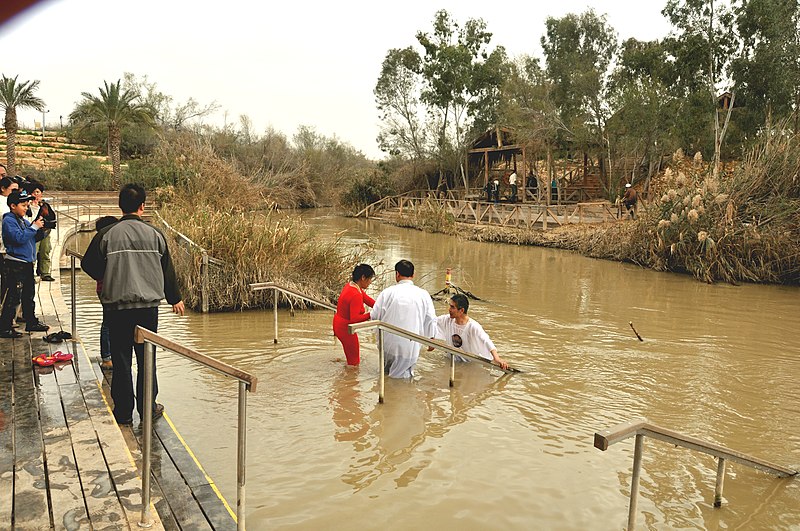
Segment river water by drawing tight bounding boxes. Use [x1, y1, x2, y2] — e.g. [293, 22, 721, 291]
[66, 212, 800, 530]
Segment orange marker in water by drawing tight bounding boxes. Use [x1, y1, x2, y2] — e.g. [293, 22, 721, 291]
[445, 268, 452, 287]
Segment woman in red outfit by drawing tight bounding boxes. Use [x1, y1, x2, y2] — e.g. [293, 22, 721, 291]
[333, 264, 375, 365]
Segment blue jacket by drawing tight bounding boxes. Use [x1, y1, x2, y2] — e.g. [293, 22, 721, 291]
[2, 211, 38, 263]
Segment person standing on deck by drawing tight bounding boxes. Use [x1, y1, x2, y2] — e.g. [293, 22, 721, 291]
[431, 293, 508, 370]
[0, 176, 20, 298]
[370, 260, 436, 378]
[622, 183, 638, 220]
[508, 171, 518, 203]
[82, 184, 184, 426]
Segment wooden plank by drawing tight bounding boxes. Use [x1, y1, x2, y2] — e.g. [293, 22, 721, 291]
[0, 341, 15, 527]
[154, 421, 236, 529]
[38, 368, 91, 530]
[12, 340, 52, 530]
[130, 426, 213, 531]
[56, 381, 131, 530]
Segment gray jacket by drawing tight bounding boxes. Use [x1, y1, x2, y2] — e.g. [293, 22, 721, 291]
[82, 214, 182, 310]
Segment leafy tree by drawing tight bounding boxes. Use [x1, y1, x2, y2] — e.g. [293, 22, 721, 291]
[70, 80, 157, 185]
[415, 10, 508, 188]
[731, 0, 800, 134]
[375, 47, 426, 161]
[662, 0, 736, 175]
[0, 75, 45, 175]
[541, 10, 618, 184]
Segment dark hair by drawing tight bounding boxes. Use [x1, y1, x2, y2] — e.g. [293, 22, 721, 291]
[0, 176, 13, 191]
[450, 293, 469, 313]
[395, 259, 414, 277]
[119, 183, 146, 213]
[95, 215, 118, 231]
[351, 263, 375, 282]
[24, 180, 43, 195]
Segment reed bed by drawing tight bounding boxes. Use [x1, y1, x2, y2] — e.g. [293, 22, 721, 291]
[152, 138, 365, 311]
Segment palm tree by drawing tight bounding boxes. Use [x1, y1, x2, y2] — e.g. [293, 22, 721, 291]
[70, 80, 155, 186]
[0, 75, 46, 175]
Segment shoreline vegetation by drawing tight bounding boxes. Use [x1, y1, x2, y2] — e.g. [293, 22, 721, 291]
[390, 130, 800, 286]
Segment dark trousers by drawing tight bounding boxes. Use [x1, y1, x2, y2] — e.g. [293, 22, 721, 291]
[0, 260, 35, 330]
[107, 306, 159, 423]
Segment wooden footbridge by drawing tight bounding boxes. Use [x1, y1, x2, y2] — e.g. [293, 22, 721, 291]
[1, 197, 241, 530]
[356, 191, 622, 229]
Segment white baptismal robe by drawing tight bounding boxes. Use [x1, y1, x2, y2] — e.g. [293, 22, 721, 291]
[371, 280, 437, 378]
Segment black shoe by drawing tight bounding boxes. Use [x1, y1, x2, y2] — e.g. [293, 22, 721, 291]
[40, 275, 55, 282]
[25, 321, 50, 332]
[0, 329, 23, 339]
[116, 418, 133, 426]
[16, 316, 26, 324]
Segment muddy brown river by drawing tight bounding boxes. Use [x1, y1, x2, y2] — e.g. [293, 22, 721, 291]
[66, 212, 800, 530]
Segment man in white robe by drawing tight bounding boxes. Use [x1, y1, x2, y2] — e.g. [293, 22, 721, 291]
[370, 260, 437, 378]
[433, 293, 508, 369]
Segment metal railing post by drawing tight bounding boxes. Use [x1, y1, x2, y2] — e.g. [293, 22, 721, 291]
[714, 458, 726, 508]
[237, 381, 247, 531]
[627, 433, 644, 531]
[139, 340, 155, 528]
[273, 289, 279, 344]
[449, 354, 455, 387]
[70, 255, 77, 338]
[377, 329, 385, 404]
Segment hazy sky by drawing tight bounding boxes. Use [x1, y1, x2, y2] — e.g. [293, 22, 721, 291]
[0, 0, 673, 159]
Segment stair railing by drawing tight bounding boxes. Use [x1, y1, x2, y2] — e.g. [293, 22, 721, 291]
[594, 419, 797, 531]
[249, 282, 336, 343]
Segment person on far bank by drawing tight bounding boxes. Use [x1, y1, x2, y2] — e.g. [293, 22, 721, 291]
[333, 263, 376, 366]
[622, 183, 638, 220]
[370, 259, 437, 378]
[508, 171, 518, 203]
[430, 293, 508, 370]
[83, 184, 185, 426]
[0, 190, 50, 338]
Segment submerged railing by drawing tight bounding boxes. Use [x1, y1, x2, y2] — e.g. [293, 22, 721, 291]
[135, 327, 257, 530]
[594, 419, 798, 531]
[349, 319, 518, 403]
[249, 282, 337, 343]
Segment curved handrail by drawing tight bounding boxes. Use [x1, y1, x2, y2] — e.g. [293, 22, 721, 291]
[595, 418, 797, 530]
[250, 282, 336, 312]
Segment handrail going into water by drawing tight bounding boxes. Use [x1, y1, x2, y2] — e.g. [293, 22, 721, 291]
[594, 418, 797, 531]
[134, 326, 257, 530]
[349, 319, 518, 403]
[250, 282, 337, 344]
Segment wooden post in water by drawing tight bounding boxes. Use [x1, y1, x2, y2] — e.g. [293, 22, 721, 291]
[273, 289, 279, 344]
[449, 354, 455, 387]
[714, 458, 726, 507]
[627, 433, 645, 531]
[201, 251, 209, 313]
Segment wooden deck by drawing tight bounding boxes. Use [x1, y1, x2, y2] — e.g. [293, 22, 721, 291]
[0, 201, 236, 530]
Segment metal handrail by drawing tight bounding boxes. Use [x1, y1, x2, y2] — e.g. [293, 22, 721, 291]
[134, 326, 257, 530]
[349, 319, 519, 403]
[594, 418, 798, 530]
[250, 282, 337, 344]
[65, 248, 83, 338]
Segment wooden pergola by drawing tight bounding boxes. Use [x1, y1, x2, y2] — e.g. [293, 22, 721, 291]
[466, 126, 538, 203]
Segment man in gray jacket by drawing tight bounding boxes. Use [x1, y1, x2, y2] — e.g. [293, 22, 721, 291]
[83, 184, 185, 426]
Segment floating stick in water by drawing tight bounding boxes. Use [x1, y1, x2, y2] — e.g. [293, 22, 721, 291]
[629, 321, 643, 342]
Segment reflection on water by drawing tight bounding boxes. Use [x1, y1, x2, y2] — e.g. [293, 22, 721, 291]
[65, 213, 800, 530]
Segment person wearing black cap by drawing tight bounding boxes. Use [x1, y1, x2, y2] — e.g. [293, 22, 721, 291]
[0, 189, 50, 338]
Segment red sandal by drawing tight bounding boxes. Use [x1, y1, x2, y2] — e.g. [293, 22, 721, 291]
[32, 354, 55, 367]
[52, 351, 74, 362]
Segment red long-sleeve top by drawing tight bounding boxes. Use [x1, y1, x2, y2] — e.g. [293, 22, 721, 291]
[335, 283, 375, 324]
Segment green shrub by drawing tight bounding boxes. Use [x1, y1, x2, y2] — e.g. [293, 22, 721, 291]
[340, 171, 396, 212]
[19, 156, 112, 190]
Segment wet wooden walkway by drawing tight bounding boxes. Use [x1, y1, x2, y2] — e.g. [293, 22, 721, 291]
[1, 198, 236, 530]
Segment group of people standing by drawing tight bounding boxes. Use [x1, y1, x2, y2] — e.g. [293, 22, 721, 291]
[0, 165, 56, 338]
[333, 259, 508, 378]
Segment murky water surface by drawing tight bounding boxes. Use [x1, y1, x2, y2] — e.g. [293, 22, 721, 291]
[67, 213, 800, 530]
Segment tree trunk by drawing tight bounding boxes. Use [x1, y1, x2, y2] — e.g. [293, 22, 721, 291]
[109, 124, 121, 188]
[4, 108, 17, 175]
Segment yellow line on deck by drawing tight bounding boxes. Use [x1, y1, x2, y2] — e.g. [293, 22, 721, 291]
[163, 414, 238, 521]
